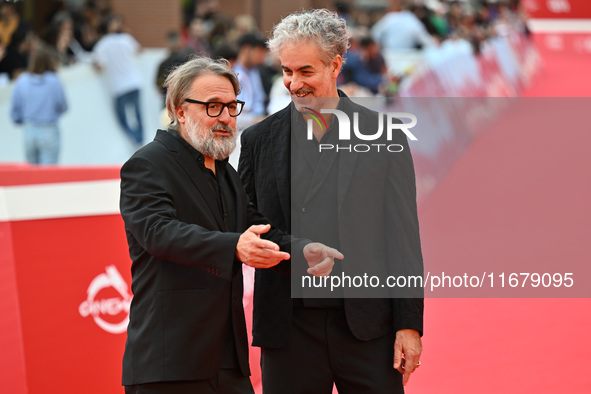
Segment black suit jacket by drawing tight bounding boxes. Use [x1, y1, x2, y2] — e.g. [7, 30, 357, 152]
[239, 95, 424, 348]
[120, 129, 291, 385]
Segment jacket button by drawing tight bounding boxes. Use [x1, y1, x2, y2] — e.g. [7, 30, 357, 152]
[302, 207, 306, 213]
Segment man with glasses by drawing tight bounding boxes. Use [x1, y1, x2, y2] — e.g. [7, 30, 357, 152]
[120, 56, 342, 394]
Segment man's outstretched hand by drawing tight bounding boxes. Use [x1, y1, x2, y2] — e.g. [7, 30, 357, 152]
[236, 224, 290, 268]
[303, 242, 344, 277]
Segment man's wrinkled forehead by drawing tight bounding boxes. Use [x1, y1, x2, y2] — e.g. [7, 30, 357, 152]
[278, 41, 327, 68]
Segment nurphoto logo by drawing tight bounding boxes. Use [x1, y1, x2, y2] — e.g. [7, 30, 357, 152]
[304, 108, 418, 152]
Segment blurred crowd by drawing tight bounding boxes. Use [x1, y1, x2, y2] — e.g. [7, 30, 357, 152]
[164, 0, 533, 117]
[1, 0, 532, 92]
[2, 0, 532, 165]
[0, 0, 112, 82]
[339, 0, 531, 96]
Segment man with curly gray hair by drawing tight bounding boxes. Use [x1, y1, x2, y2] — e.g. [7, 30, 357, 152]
[267, 8, 350, 69]
[239, 8, 424, 394]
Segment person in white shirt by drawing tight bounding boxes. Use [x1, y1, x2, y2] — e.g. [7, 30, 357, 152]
[371, 0, 436, 52]
[93, 14, 143, 144]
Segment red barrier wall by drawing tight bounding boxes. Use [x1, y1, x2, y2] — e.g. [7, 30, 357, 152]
[0, 220, 28, 393]
[0, 164, 262, 393]
[0, 165, 130, 393]
[523, 0, 591, 18]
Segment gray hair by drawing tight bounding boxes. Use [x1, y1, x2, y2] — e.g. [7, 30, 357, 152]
[164, 56, 241, 131]
[268, 8, 351, 66]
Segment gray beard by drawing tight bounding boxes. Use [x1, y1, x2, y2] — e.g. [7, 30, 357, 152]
[186, 116, 237, 160]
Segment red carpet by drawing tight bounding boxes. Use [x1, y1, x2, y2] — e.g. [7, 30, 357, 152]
[408, 34, 591, 393]
[522, 51, 591, 97]
[523, 33, 591, 97]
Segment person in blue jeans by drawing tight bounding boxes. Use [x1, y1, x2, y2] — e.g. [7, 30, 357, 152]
[9, 43, 68, 165]
[114, 88, 143, 144]
[93, 14, 143, 144]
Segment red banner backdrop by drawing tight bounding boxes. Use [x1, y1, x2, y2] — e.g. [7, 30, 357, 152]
[534, 31, 591, 54]
[1, 165, 129, 393]
[522, 0, 591, 19]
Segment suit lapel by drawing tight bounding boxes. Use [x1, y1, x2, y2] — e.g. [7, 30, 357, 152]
[271, 106, 292, 226]
[270, 98, 359, 217]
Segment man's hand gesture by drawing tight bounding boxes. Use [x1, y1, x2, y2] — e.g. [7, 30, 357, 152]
[236, 224, 290, 268]
[303, 242, 344, 277]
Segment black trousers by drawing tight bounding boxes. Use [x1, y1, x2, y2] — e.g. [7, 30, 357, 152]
[124, 369, 254, 394]
[261, 307, 403, 394]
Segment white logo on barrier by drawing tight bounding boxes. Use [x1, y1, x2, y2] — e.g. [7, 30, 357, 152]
[545, 35, 564, 51]
[523, 0, 539, 12]
[547, 0, 571, 13]
[79, 265, 132, 334]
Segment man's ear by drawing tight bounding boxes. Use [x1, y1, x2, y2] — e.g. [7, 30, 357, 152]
[176, 104, 186, 125]
[331, 55, 343, 78]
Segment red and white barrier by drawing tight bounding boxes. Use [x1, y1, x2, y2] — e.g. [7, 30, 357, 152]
[0, 164, 264, 393]
[0, 165, 130, 393]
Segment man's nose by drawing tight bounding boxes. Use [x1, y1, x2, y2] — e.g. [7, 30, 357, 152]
[287, 75, 303, 94]
[217, 106, 232, 123]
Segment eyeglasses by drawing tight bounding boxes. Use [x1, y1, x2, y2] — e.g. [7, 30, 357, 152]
[184, 99, 245, 117]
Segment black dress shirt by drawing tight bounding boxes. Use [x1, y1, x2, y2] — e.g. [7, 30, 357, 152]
[169, 129, 239, 368]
